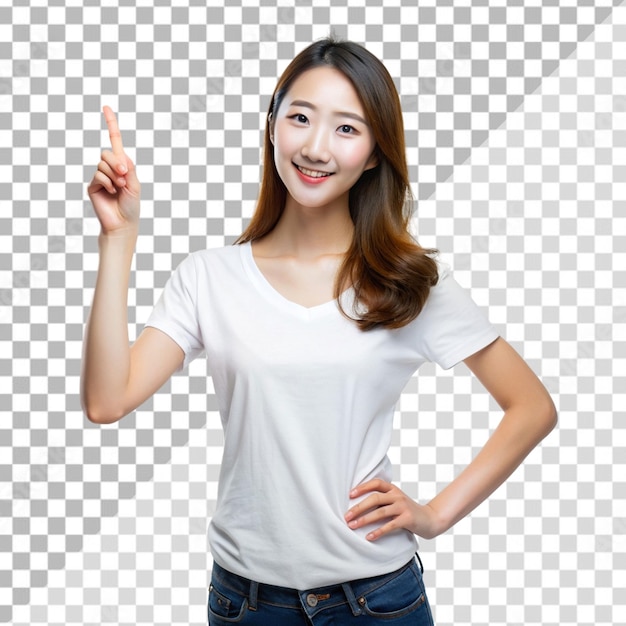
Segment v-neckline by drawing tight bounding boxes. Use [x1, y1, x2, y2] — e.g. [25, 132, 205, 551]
[240, 241, 351, 320]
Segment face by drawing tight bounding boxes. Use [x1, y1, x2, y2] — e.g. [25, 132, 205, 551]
[270, 66, 378, 212]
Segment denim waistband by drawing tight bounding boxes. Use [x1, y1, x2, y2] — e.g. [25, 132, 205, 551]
[211, 556, 419, 613]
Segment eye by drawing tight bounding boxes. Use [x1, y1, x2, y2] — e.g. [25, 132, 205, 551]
[339, 124, 356, 134]
[290, 113, 308, 124]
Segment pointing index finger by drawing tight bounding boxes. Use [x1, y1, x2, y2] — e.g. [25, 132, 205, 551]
[103, 105, 125, 156]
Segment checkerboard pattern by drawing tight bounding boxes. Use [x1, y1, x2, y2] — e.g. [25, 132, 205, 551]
[1, 1, 624, 624]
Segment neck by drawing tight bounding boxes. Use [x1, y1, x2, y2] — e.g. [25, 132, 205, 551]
[265, 195, 354, 258]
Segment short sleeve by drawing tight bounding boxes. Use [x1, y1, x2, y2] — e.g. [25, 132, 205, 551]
[143, 253, 204, 371]
[416, 261, 500, 370]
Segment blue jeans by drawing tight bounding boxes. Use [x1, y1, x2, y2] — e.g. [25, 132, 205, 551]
[208, 554, 435, 624]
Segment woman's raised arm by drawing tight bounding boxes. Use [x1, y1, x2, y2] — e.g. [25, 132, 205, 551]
[80, 106, 184, 424]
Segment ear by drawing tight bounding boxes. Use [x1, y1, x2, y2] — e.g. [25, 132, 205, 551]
[268, 112, 274, 145]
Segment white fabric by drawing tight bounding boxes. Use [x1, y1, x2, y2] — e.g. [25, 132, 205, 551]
[144, 241, 499, 588]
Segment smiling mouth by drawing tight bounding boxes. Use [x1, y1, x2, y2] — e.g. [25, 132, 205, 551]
[294, 163, 333, 178]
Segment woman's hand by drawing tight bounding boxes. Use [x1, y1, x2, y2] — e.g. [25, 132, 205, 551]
[344, 478, 444, 541]
[86, 105, 141, 235]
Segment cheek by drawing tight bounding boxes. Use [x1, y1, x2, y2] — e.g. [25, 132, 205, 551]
[271, 140, 291, 177]
[271, 134, 298, 184]
[274, 139, 298, 169]
[272, 122, 297, 155]
[341, 141, 376, 170]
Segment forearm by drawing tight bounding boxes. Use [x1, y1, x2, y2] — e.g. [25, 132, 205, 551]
[426, 400, 557, 536]
[80, 230, 138, 423]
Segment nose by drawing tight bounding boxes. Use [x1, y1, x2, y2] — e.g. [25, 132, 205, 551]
[301, 126, 331, 164]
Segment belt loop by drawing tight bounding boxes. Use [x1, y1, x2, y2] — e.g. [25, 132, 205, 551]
[415, 551, 424, 575]
[341, 582, 364, 616]
[248, 579, 259, 611]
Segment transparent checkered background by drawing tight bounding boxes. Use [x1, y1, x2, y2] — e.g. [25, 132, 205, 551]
[1, 0, 624, 624]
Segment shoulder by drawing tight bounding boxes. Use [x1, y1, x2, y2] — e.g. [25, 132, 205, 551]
[180, 243, 243, 272]
[174, 244, 251, 295]
[416, 255, 485, 322]
[420, 255, 453, 304]
[187, 243, 241, 261]
[163, 245, 244, 291]
[431, 255, 452, 286]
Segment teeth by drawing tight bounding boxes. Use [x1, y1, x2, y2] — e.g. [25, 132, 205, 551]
[296, 165, 332, 178]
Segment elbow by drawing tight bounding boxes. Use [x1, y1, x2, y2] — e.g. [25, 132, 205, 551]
[507, 393, 557, 444]
[84, 410, 118, 425]
[80, 381, 128, 424]
[83, 406, 122, 425]
[546, 393, 558, 428]
[81, 397, 126, 425]
[537, 395, 558, 439]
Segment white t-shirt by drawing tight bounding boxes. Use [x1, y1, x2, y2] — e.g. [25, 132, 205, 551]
[144, 241, 499, 588]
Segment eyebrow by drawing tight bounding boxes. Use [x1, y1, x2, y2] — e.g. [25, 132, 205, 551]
[287, 99, 369, 126]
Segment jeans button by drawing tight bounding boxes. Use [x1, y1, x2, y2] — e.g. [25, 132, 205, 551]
[306, 593, 318, 607]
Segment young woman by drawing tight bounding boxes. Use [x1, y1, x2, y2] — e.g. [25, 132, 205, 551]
[82, 38, 557, 625]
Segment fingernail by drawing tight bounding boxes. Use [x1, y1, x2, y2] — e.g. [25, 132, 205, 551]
[348, 520, 358, 528]
[119, 164, 127, 174]
[344, 511, 353, 521]
[350, 489, 358, 497]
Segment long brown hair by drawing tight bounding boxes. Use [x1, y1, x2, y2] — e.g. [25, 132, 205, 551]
[236, 37, 439, 331]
